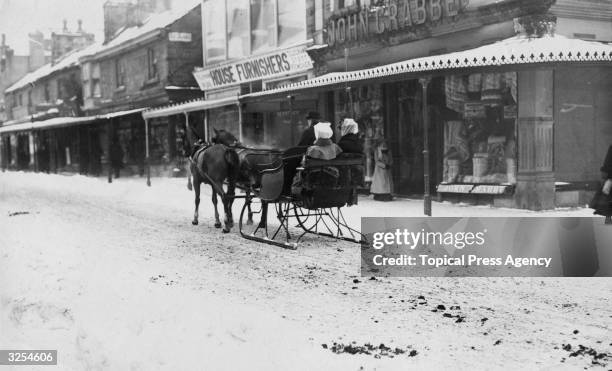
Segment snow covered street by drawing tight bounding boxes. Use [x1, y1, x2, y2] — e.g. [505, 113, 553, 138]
[1, 172, 611, 370]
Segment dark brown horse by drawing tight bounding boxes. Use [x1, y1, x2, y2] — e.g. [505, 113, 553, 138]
[190, 128, 240, 233]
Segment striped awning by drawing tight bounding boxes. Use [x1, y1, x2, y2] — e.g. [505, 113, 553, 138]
[142, 96, 238, 120]
[241, 34, 612, 99]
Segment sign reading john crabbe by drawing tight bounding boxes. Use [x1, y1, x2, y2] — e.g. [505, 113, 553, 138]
[361, 217, 612, 277]
[193, 46, 314, 91]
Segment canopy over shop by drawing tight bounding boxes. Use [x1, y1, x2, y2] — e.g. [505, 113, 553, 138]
[0, 109, 148, 176]
[239, 34, 612, 213]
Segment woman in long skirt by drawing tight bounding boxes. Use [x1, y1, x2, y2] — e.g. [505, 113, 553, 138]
[371, 140, 393, 201]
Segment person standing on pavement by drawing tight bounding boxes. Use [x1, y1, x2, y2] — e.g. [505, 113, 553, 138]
[591, 145, 612, 224]
[110, 136, 124, 179]
[371, 139, 393, 201]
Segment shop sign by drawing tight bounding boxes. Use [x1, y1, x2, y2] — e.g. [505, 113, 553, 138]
[169, 32, 192, 42]
[193, 46, 314, 91]
[327, 0, 469, 47]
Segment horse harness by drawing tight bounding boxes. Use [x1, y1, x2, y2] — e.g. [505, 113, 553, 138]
[189, 142, 229, 199]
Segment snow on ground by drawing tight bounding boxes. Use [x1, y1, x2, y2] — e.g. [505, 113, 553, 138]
[0, 171, 610, 370]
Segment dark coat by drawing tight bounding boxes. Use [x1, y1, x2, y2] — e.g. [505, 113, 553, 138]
[591, 144, 612, 216]
[297, 125, 336, 147]
[337, 133, 363, 154]
[601, 145, 612, 177]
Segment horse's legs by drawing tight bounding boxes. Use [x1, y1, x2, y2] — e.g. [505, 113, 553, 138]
[246, 189, 254, 225]
[212, 189, 222, 229]
[191, 180, 200, 225]
[258, 201, 268, 229]
[186, 160, 193, 191]
[224, 181, 236, 231]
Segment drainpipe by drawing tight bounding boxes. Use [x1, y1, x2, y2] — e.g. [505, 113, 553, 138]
[107, 120, 112, 183]
[145, 118, 151, 186]
[237, 101, 243, 143]
[419, 76, 432, 216]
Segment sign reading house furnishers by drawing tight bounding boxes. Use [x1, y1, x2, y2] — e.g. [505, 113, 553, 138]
[193, 46, 314, 91]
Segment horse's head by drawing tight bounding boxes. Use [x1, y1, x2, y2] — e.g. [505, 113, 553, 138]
[212, 128, 240, 147]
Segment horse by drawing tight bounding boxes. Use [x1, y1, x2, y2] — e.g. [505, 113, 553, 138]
[189, 128, 240, 233]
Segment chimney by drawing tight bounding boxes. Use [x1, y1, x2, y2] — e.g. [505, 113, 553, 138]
[103, 1, 137, 43]
[77, 19, 83, 32]
[63, 19, 68, 32]
[28, 31, 46, 71]
[1, 34, 5, 47]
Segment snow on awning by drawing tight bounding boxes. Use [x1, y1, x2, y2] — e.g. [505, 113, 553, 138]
[31, 116, 99, 130]
[0, 122, 34, 134]
[0, 109, 148, 134]
[102, 108, 148, 120]
[142, 96, 238, 120]
[241, 34, 612, 99]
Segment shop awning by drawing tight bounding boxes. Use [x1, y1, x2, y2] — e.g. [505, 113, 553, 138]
[31, 116, 99, 130]
[0, 121, 34, 134]
[101, 107, 148, 119]
[241, 34, 612, 99]
[0, 109, 149, 135]
[142, 96, 238, 120]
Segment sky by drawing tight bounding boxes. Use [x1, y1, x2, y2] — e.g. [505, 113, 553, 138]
[0, 0, 107, 55]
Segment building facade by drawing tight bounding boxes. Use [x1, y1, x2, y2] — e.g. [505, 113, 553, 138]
[80, 0, 203, 178]
[188, 0, 319, 149]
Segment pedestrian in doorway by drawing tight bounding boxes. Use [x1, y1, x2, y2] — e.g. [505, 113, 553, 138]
[110, 136, 124, 179]
[590, 145, 612, 224]
[371, 139, 393, 201]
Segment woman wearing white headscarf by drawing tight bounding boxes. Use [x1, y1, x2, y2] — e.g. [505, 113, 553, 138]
[337, 118, 363, 154]
[305, 122, 343, 160]
[292, 122, 343, 197]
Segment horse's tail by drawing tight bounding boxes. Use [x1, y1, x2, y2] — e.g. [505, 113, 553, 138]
[225, 149, 240, 184]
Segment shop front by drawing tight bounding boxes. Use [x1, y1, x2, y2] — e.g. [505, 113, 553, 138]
[240, 32, 612, 211]
[193, 44, 316, 149]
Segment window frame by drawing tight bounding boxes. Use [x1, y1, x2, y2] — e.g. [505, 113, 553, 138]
[203, 0, 307, 66]
[115, 58, 126, 88]
[147, 47, 158, 80]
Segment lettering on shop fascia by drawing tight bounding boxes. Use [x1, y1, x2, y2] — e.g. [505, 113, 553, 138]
[193, 47, 314, 91]
[326, 0, 469, 47]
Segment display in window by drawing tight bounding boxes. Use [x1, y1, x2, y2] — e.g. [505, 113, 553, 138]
[442, 72, 518, 185]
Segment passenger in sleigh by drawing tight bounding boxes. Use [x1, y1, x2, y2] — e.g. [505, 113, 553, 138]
[291, 122, 343, 196]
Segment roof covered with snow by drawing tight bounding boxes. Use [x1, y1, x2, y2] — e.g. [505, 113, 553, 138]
[242, 34, 612, 99]
[5, 42, 102, 94]
[85, 0, 200, 60]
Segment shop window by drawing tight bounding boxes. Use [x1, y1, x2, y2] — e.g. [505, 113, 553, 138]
[335, 84, 384, 184]
[115, 59, 125, 88]
[442, 72, 518, 185]
[204, 0, 227, 64]
[278, 0, 306, 47]
[250, 0, 275, 54]
[147, 48, 158, 80]
[227, 0, 250, 59]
